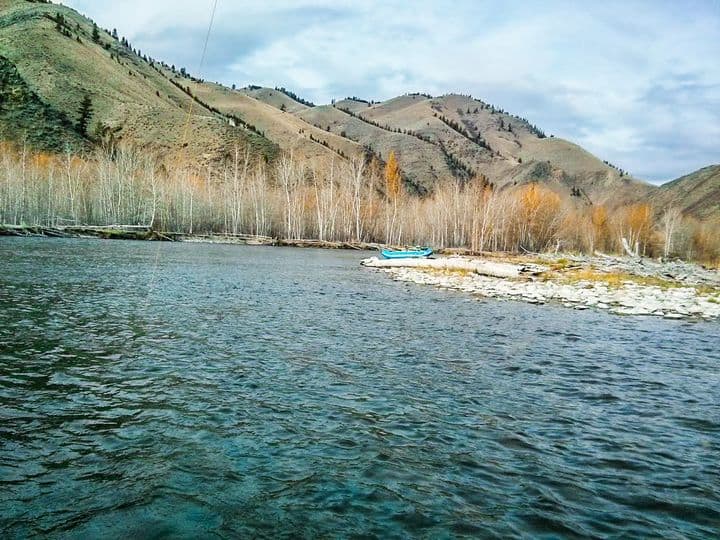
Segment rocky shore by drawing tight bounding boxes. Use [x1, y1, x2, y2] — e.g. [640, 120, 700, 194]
[362, 254, 720, 321]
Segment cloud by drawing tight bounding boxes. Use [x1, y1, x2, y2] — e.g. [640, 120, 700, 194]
[62, 0, 720, 183]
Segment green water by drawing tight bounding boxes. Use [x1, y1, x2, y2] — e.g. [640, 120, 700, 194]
[1, 238, 719, 538]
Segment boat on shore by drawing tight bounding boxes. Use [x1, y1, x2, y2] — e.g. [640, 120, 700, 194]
[381, 247, 433, 259]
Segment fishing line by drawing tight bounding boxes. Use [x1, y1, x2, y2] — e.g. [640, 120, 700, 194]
[141, 0, 219, 315]
[181, 0, 219, 145]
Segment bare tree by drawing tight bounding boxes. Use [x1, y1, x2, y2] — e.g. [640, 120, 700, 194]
[3, 142, 719, 263]
[661, 207, 682, 258]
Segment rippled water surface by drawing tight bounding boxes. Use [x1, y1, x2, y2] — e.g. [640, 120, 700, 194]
[1, 238, 719, 538]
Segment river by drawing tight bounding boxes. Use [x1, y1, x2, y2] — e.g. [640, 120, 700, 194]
[1, 238, 718, 538]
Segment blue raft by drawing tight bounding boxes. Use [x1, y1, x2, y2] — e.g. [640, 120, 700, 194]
[381, 247, 433, 259]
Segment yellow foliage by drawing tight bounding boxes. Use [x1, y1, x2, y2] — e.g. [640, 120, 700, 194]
[34, 152, 55, 171]
[514, 183, 562, 250]
[384, 151, 402, 199]
[627, 204, 652, 235]
[591, 205, 610, 250]
[519, 183, 560, 216]
[620, 203, 655, 254]
[691, 218, 720, 264]
[592, 205, 608, 228]
[519, 184, 539, 217]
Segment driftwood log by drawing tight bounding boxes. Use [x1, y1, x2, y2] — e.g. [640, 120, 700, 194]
[0, 224, 153, 240]
[361, 256, 547, 279]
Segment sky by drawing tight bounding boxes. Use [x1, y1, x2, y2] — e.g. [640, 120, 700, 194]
[62, 0, 720, 183]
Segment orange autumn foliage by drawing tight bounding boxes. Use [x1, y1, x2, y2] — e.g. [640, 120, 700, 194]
[591, 205, 610, 251]
[384, 151, 401, 199]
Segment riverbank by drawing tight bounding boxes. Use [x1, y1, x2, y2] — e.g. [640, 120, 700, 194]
[362, 253, 720, 320]
[0, 224, 384, 250]
[5, 223, 719, 319]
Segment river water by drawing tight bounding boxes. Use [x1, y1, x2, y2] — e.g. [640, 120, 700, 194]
[1, 238, 718, 538]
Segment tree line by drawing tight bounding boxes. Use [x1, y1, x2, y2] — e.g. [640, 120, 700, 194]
[1, 142, 717, 263]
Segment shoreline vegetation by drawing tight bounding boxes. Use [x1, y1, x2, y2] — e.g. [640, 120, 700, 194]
[1, 143, 718, 263]
[3, 222, 718, 321]
[1, 142, 718, 319]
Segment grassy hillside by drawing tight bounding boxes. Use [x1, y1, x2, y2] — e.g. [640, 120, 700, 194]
[297, 103, 458, 192]
[353, 92, 654, 204]
[240, 86, 311, 114]
[355, 94, 504, 181]
[0, 53, 86, 151]
[0, 0, 276, 165]
[648, 165, 720, 220]
[181, 79, 359, 169]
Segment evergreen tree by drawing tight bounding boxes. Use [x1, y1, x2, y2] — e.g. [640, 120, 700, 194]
[112, 28, 118, 40]
[76, 95, 93, 136]
[92, 23, 100, 43]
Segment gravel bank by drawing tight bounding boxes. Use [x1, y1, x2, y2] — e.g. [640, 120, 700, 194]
[366, 254, 720, 321]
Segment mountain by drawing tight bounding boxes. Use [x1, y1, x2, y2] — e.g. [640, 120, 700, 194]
[0, 0, 276, 165]
[646, 165, 720, 221]
[230, 87, 654, 202]
[0, 0, 716, 218]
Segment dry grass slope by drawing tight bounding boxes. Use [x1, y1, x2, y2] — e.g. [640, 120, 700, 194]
[239, 87, 310, 114]
[182, 80, 361, 168]
[296, 103, 456, 192]
[0, 0, 275, 166]
[648, 165, 720, 220]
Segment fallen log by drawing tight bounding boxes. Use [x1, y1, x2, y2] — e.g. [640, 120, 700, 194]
[360, 256, 547, 279]
[277, 239, 384, 250]
[43, 227, 74, 238]
[0, 224, 76, 237]
[150, 231, 175, 242]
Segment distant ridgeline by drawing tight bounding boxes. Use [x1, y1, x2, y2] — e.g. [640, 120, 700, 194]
[274, 87, 315, 107]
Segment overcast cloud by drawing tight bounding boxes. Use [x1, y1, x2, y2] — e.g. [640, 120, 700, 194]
[62, 0, 719, 183]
